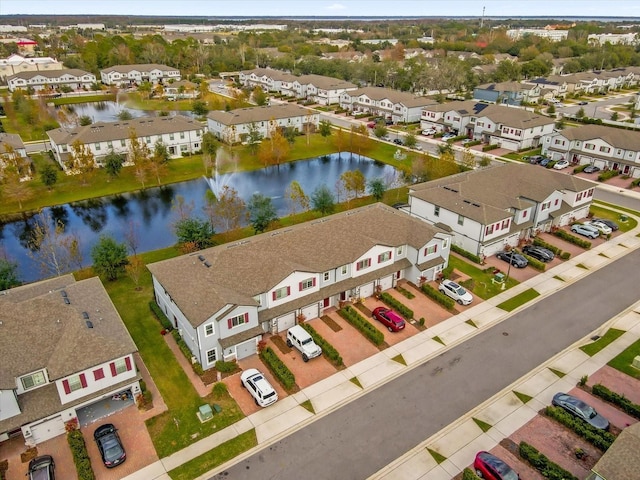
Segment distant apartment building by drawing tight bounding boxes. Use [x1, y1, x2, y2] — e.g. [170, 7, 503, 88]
[0, 54, 63, 82]
[100, 64, 181, 87]
[7, 69, 96, 92]
[506, 29, 569, 42]
[588, 33, 639, 46]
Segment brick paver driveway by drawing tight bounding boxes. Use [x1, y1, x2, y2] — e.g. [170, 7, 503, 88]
[0, 433, 76, 480]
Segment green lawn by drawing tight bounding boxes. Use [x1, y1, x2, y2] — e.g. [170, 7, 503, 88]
[448, 256, 519, 299]
[580, 328, 626, 356]
[608, 337, 640, 380]
[590, 203, 639, 233]
[497, 288, 540, 312]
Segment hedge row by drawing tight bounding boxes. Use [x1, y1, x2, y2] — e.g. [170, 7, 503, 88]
[592, 383, 640, 419]
[379, 292, 414, 320]
[300, 323, 343, 367]
[544, 406, 615, 451]
[451, 244, 483, 264]
[67, 430, 95, 480]
[421, 283, 456, 311]
[259, 346, 296, 390]
[532, 237, 563, 256]
[149, 301, 173, 330]
[171, 330, 204, 376]
[338, 306, 384, 346]
[519, 442, 578, 480]
[521, 252, 546, 271]
[482, 144, 499, 152]
[215, 360, 238, 373]
[598, 170, 620, 182]
[553, 229, 592, 249]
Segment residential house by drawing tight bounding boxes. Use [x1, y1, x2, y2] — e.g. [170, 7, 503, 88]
[206, 104, 319, 144]
[524, 76, 569, 98]
[238, 68, 297, 94]
[407, 163, 595, 258]
[100, 64, 181, 87]
[7, 69, 96, 92]
[47, 115, 205, 172]
[586, 422, 640, 480]
[147, 203, 452, 367]
[290, 74, 357, 105]
[0, 275, 140, 446]
[339, 87, 435, 123]
[0, 54, 63, 81]
[164, 80, 199, 99]
[420, 100, 489, 135]
[473, 82, 542, 105]
[542, 124, 640, 178]
[0, 132, 27, 158]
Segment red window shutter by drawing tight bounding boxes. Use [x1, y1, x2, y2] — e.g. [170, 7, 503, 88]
[312, 278, 316, 287]
[378, 254, 382, 263]
[299, 281, 303, 291]
[286, 286, 290, 296]
[272, 291, 277, 301]
[356, 262, 360, 271]
[63, 379, 70, 394]
[434, 245, 438, 253]
[228, 318, 233, 329]
[244, 312, 249, 323]
[110, 362, 117, 376]
[125, 356, 132, 371]
[94, 368, 104, 381]
[80, 373, 87, 388]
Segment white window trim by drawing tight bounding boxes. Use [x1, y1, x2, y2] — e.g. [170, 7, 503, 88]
[206, 348, 217, 366]
[204, 323, 215, 337]
[20, 370, 47, 391]
[114, 358, 128, 375]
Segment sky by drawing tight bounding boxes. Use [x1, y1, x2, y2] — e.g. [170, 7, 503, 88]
[1, 0, 640, 18]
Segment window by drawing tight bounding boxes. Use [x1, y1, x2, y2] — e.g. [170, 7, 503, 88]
[145, 136, 151, 144]
[94, 143, 101, 151]
[169, 134, 175, 140]
[541, 201, 551, 211]
[577, 192, 583, 200]
[341, 265, 348, 275]
[434, 205, 440, 217]
[120, 139, 126, 147]
[356, 258, 371, 271]
[486, 224, 494, 235]
[442, 238, 449, 249]
[501, 219, 510, 229]
[93, 368, 105, 381]
[424, 245, 437, 255]
[66, 374, 85, 393]
[323, 271, 330, 282]
[206, 348, 217, 365]
[180, 132, 185, 139]
[396, 246, 404, 255]
[21, 371, 46, 390]
[110, 357, 132, 377]
[107, 141, 112, 148]
[204, 323, 214, 336]
[228, 313, 249, 328]
[599, 146, 611, 153]
[378, 251, 392, 263]
[584, 143, 595, 150]
[457, 215, 464, 226]
[273, 286, 290, 300]
[299, 277, 316, 291]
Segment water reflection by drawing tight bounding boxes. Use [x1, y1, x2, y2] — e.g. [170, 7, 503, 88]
[54, 101, 195, 124]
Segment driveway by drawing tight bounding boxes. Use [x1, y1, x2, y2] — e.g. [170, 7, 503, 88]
[0, 433, 76, 480]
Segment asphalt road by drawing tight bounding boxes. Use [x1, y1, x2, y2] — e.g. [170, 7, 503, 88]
[211, 247, 640, 480]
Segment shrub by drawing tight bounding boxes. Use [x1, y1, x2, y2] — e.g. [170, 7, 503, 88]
[338, 306, 384, 346]
[300, 323, 343, 367]
[521, 252, 546, 271]
[598, 170, 621, 182]
[553, 229, 592, 249]
[544, 406, 615, 451]
[215, 360, 238, 373]
[463, 140, 482, 147]
[451, 244, 483, 264]
[532, 237, 562, 255]
[573, 164, 587, 174]
[420, 283, 456, 311]
[149, 301, 173, 330]
[379, 292, 414, 319]
[67, 430, 96, 480]
[259, 346, 296, 390]
[482, 144, 499, 152]
[519, 442, 578, 480]
[462, 468, 481, 480]
[592, 383, 640, 419]
[560, 251, 571, 260]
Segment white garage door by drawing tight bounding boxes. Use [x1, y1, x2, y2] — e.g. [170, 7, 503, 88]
[276, 312, 296, 333]
[359, 282, 374, 298]
[379, 275, 394, 291]
[236, 338, 257, 360]
[301, 303, 319, 322]
[29, 415, 65, 444]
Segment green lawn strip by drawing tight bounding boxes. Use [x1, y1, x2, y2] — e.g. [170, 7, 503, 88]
[591, 203, 640, 232]
[576, 263, 588, 269]
[391, 354, 407, 366]
[427, 448, 447, 464]
[549, 367, 566, 378]
[472, 417, 492, 433]
[513, 391, 533, 404]
[167, 429, 257, 480]
[580, 328, 626, 356]
[448, 256, 519, 299]
[465, 319, 477, 328]
[350, 377, 363, 388]
[496, 288, 540, 312]
[608, 337, 640, 380]
[432, 336, 445, 345]
[553, 275, 565, 281]
[300, 400, 315, 414]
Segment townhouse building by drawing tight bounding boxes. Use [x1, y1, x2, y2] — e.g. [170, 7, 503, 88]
[100, 63, 181, 87]
[0, 54, 63, 81]
[238, 67, 297, 94]
[0, 275, 140, 446]
[339, 87, 435, 124]
[7, 69, 96, 92]
[206, 104, 319, 144]
[407, 163, 595, 258]
[420, 99, 486, 135]
[473, 81, 542, 106]
[0, 132, 27, 158]
[147, 203, 452, 368]
[47, 115, 205, 172]
[542, 124, 640, 178]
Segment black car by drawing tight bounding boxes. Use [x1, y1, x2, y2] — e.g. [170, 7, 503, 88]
[552, 392, 610, 430]
[522, 245, 555, 262]
[28, 455, 55, 480]
[496, 251, 528, 268]
[591, 217, 619, 231]
[577, 101, 588, 105]
[583, 165, 601, 174]
[527, 155, 545, 164]
[94, 423, 126, 468]
[393, 138, 403, 145]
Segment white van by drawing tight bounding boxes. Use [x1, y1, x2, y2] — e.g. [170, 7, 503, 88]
[286, 325, 322, 362]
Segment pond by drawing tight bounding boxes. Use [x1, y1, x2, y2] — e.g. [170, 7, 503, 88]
[1, 153, 401, 283]
[54, 101, 196, 124]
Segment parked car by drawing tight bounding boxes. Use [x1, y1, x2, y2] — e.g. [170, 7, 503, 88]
[473, 451, 519, 480]
[439, 279, 473, 305]
[241, 368, 278, 407]
[571, 223, 600, 239]
[591, 217, 619, 231]
[94, 424, 126, 468]
[28, 455, 55, 480]
[583, 165, 601, 174]
[496, 251, 528, 268]
[522, 245, 555, 262]
[577, 101, 588, 105]
[422, 128, 437, 136]
[393, 138, 403, 145]
[372, 306, 406, 332]
[287, 325, 322, 362]
[552, 392, 610, 430]
[553, 159, 570, 170]
[441, 132, 456, 140]
[539, 157, 552, 167]
[587, 220, 612, 235]
[527, 155, 545, 165]
[366, 121, 377, 128]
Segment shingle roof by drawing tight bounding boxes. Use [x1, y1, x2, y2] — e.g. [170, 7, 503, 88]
[344, 86, 435, 107]
[147, 203, 447, 328]
[8, 68, 93, 80]
[0, 275, 137, 389]
[558, 124, 640, 151]
[294, 74, 357, 90]
[206, 103, 314, 125]
[100, 63, 179, 74]
[479, 105, 555, 129]
[47, 115, 203, 145]
[0, 132, 25, 151]
[423, 100, 490, 115]
[591, 422, 640, 480]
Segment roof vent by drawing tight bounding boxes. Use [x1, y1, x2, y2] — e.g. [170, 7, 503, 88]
[204, 261, 211, 268]
[198, 255, 205, 261]
[82, 312, 89, 319]
[64, 297, 71, 305]
[60, 290, 68, 298]
[86, 320, 94, 329]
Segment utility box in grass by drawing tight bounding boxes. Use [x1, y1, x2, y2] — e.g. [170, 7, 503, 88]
[633, 355, 640, 370]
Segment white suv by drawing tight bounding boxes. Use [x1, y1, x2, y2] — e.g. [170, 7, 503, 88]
[287, 325, 322, 362]
[240, 369, 278, 407]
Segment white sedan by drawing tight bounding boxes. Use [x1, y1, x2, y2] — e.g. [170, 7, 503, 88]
[587, 220, 612, 235]
[553, 160, 570, 170]
[439, 279, 473, 305]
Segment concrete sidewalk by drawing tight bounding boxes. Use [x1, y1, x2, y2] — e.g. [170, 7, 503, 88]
[123, 208, 640, 480]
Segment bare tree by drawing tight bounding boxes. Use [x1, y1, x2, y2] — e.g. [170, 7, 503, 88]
[203, 185, 247, 232]
[26, 210, 76, 277]
[285, 181, 310, 215]
[125, 255, 144, 290]
[124, 220, 140, 255]
[128, 128, 151, 189]
[69, 139, 96, 185]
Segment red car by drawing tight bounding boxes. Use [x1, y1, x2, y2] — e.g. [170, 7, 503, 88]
[372, 307, 405, 332]
[473, 451, 519, 480]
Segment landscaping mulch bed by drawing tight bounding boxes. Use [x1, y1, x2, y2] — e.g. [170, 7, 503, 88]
[270, 335, 292, 354]
[354, 303, 373, 317]
[20, 447, 37, 463]
[321, 315, 342, 332]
